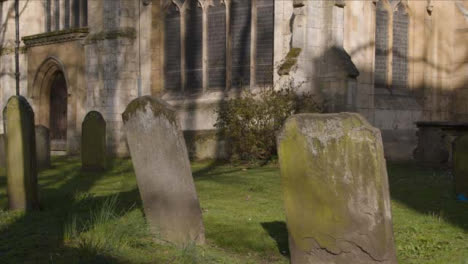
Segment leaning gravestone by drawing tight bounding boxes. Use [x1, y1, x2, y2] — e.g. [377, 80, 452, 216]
[277, 113, 397, 264]
[3, 96, 39, 211]
[122, 96, 205, 245]
[453, 134, 468, 197]
[81, 111, 106, 171]
[35, 125, 51, 170]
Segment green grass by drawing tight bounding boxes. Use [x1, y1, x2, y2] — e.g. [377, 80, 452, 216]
[0, 157, 467, 263]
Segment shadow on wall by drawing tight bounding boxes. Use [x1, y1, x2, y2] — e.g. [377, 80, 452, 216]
[339, 36, 468, 161]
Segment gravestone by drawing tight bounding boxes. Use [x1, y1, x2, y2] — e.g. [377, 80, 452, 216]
[122, 96, 205, 245]
[0, 134, 5, 168]
[277, 113, 397, 264]
[35, 125, 51, 170]
[453, 135, 468, 197]
[81, 111, 106, 171]
[3, 96, 39, 211]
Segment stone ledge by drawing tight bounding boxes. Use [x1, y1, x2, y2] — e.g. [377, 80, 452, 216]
[22, 28, 89, 47]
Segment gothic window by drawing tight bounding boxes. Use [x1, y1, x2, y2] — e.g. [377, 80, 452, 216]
[82, 0, 88, 27]
[54, 0, 60, 31]
[374, 0, 409, 90]
[208, 0, 226, 90]
[185, 0, 203, 93]
[72, 0, 80, 28]
[392, 4, 409, 89]
[162, 0, 274, 93]
[46, 0, 52, 32]
[374, 1, 389, 88]
[164, 3, 181, 92]
[256, 0, 274, 87]
[64, 0, 70, 29]
[231, 0, 251, 88]
[45, 0, 87, 32]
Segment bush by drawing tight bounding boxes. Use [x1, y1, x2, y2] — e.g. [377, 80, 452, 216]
[215, 86, 322, 162]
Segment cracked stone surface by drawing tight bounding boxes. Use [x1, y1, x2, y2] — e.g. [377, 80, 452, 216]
[278, 113, 397, 264]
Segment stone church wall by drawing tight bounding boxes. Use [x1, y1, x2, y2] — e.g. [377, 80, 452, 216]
[0, 0, 467, 160]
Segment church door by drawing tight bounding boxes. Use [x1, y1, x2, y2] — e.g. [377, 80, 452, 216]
[49, 72, 68, 151]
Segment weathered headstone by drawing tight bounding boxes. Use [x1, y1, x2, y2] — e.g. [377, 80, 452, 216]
[0, 134, 5, 168]
[3, 96, 39, 211]
[277, 113, 397, 264]
[453, 134, 468, 197]
[35, 125, 51, 170]
[122, 96, 205, 245]
[81, 111, 106, 171]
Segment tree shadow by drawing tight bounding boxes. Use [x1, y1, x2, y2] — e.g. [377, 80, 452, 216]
[387, 162, 468, 232]
[261, 221, 290, 258]
[0, 156, 144, 263]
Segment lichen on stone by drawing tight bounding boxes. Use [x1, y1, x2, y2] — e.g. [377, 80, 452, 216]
[278, 48, 302, 76]
[122, 96, 177, 126]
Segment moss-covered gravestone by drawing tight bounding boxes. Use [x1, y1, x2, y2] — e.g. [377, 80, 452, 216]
[453, 134, 468, 197]
[122, 96, 205, 245]
[3, 96, 39, 211]
[81, 111, 106, 171]
[277, 113, 397, 264]
[35, 125, 51, 170]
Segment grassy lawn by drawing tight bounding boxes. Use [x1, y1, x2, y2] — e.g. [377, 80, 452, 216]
[0, 157, 467, 263]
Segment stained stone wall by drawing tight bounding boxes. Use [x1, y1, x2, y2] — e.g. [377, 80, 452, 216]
[84, 0, 140, 156]
[0, 0, 467, 160]
[343, 0, 467, 160]
[274, 0, 358, 112]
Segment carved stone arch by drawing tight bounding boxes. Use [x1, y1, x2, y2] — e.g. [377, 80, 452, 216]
[30, 57, 72, 152]
[31, 57, 68, 124]
[393, 0, 410, 16]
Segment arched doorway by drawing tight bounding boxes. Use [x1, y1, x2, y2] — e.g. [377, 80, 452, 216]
[49, 72, 68, 151]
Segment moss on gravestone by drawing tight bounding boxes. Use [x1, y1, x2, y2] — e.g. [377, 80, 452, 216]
[122, 96, 177, 126]
[277, 113, 396, 263]
[81, 111, 106, 171]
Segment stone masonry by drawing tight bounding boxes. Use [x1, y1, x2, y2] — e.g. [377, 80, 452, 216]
[0, 0, 467, 160]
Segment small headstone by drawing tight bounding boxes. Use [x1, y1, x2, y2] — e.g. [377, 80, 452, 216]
[3, 96, 39, 211]
[0, 134, 6, 168]
[277, 113, 397, 264]
[81, 111, 106, 171]
[453, 134, 468, 197]
[122, 96, 205, 245]
[35, 125, 51, 170]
